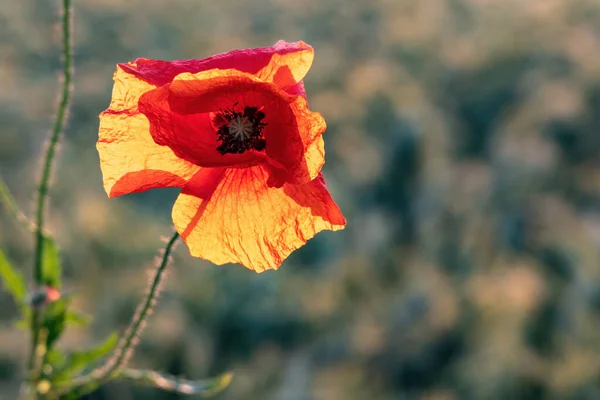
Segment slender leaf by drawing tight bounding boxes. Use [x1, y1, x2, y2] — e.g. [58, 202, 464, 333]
[0, 175, 35, 231]
[17, 301, 89, 331]
[43, 298, 68, 349]
[66, 310, 92, 327]
[53, 333, 119, 382]
[42, 236, 61, 288]
[116, 369, 233, 397]
[15, 319, 27, 330]
[56, 369, 232, 400]
[0, 248, 26, 303]
[46, 349, 67, 368]
[15, 308, 32, 330]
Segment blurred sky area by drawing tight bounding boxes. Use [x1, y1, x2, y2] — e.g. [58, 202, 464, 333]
[2, 0, 600, 399]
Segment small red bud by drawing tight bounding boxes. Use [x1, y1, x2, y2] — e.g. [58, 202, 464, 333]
[30, 286, 61, 308]
[45, 287, 61, 302]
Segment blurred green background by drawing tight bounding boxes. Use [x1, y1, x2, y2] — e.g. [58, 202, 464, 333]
[2, 0, 600, 399]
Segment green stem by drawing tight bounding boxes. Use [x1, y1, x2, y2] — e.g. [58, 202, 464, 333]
[28, 0, 73, 383]
[60, 232, 180, 398]
[105, 232, 180, 374]
[33, 0, 73, 285]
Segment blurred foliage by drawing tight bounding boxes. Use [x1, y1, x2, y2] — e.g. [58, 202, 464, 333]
[0, 248, 27, 306]
[2, 0, 600, 399]
[42, 236, 62, 288]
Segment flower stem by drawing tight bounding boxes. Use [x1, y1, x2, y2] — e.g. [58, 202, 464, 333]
[104, 232, 180, 374]
[27, 0, 73, 385]
[33, 0, 73, 285]
[60, 232, 180, 398]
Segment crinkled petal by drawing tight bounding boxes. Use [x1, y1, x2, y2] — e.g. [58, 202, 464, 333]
[172, 166, 346, 272]
[119, 40, 314, 92]
[255, 42, 314, 93]
[143, 69, 325, 185]
[97, 65, 200, 198]
[279, 94, 326, 185]
[138, 77, 269, 169]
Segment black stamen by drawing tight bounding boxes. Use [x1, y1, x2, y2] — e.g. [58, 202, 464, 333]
[213, 104, 268, 155]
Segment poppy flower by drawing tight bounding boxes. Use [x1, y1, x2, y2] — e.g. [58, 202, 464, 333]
[97, 41, 346, 272]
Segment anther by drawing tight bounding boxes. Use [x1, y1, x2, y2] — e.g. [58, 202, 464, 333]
[213, 104, 267, 155]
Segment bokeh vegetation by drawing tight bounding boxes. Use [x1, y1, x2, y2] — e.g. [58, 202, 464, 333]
[2, 0, 600, 399]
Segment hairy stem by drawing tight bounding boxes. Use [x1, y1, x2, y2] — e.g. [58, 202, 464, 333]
[33, 0, 73, 286]
[27, 0, 73, 383]
[60, 232, 180, 398]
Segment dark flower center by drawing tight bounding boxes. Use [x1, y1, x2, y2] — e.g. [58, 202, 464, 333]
[213, 103, 267, 155]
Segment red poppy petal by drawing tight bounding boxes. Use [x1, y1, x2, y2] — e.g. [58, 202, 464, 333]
[269, 94, 326, 185]
[145, 68, 325, 185]
[137, 84, 264, 169]
[172, 165, 346, 272]
[120, 40, 313, 92]
[138, 86, 268, 170]
[97, 65, 200, 198]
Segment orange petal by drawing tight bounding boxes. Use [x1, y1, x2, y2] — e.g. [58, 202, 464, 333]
[256, 40, 314, 92]
[172, 166, 346, 272]
[284, 96, 326, 184]
[97, 65, 200, 197]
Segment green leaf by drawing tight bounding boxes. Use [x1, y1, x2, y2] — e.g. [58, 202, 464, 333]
[57, 371, 233, 400]
[15, 307, 32, 330]
[46, 349, 67, 367]
[43, 298, 68, 349]
[53, 333, 119, 382]
[116, 369, 233, 397]
[15, 319, 28, 330]
[17, 298, 90, 332]
[42, 236, 61, 288]
[65, 310, 92, 327]
[0, 248, 26, 304]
